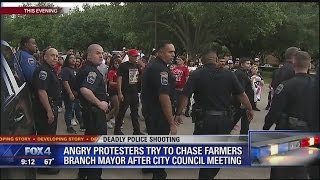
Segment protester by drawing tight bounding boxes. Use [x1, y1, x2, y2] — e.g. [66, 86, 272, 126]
[250, 65, 264, 104]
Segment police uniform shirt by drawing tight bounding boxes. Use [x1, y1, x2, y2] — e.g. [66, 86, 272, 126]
[182, 63, 244, 111]
[17, 50, 39, 82]
[117, 61, 140, 94]
[141, 58, 175, 111]
[32, 62, 61, 100]
[273, 63, 295, 88]
[264, 73, 316, 130]
[60, 66, 77, 94]
[76, 61, 107, 103]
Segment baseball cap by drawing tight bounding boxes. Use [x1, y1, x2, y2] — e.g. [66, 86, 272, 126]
[128, 49, 139, 57]
[227, 60, 233, 64]
[254, 57, 260, 62]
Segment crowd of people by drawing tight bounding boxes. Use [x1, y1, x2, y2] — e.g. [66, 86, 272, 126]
[12, 36, 318, 179]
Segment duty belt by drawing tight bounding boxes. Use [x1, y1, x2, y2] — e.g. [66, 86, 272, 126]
[206, 110, 227, 116]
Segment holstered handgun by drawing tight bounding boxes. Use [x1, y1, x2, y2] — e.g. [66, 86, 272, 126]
[191, 108, 205, 131]
[288, 117, 309, 131]
[276, 113, 289, 129]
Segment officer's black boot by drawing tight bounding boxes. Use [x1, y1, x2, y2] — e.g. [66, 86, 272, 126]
[37, 168, 60, 175]
[142, 168, 153, 174]
[152, 169, 167, 179]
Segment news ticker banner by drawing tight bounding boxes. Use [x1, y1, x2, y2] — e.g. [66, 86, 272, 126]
[0, 132, 319, 168]
[0, 7, 68, 15]
[0, 135, 250, 168]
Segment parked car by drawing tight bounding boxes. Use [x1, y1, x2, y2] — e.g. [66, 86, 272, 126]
[1, 40, 36, 179]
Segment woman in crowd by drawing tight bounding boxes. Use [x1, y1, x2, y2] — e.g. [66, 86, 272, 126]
[60, 54, 82, 133]
[106, 56, 122, 128]
[54, 55, 64, 112]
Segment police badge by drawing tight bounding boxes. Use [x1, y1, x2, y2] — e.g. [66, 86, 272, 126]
[87, 72, 97, 84]
[39, 70, 47, 80]
[160, 72, 168, 85]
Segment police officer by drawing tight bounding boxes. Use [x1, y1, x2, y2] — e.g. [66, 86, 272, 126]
[32, 48, 60, 175]
[141, 40, 177, 179]
[174, 48, 253, 179]
[114, 49, 143, 135]
[272, 47, 300, 88]
[263, 51, 316, 179]
[16, 37, 39, 88]
[75, 44, 109, 179]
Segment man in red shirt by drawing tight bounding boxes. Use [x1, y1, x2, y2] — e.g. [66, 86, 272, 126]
[172, 56, 189, 114]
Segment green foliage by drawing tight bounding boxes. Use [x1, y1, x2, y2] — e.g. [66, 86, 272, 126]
[3, 2, 319, 59]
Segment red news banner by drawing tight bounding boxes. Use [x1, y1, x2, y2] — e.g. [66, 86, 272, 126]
[0, 7, 63, 15]
[0, 135, 99, 143]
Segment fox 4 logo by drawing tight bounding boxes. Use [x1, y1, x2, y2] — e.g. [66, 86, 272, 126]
[25, 147, 51, 156]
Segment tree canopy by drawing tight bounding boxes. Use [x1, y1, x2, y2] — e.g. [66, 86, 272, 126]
[2, 2, 319, 60]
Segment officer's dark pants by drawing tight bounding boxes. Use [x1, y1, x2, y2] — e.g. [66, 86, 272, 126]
[115, 92, 141, 134]
[78, 107, 107, 179]
[33, 101, 58, 174]
[270, 167, 309, 179]
[142, 108, 170, 178]
[308, 145, 320, 179]
[195, 114, 233, 179]
[63, 94, 74, 128]
[73, 99, 84, 128]
[33, 101, 58, 135]
[232, 108, 249, 135]
[174, 90, 183, 113]
[57, 81, 63, 108]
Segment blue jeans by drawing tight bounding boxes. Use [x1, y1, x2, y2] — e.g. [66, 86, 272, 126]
[74, 98, 83, 128]
[63, 94, 74, 128]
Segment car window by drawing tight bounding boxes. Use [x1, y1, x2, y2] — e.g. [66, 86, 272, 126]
[1, 68, 14, 105]
[1, 45, 24, 87]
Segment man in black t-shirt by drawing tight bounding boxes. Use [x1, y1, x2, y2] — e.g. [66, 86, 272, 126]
[115, 49, 143, 135]
[233, 57, 255, 136]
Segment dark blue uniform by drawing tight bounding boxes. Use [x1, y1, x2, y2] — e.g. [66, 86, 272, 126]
[263, 73, 316, 130]
[182, 63, 244, 179]
[141, 57, 176, 178]
[75, 61, 107, 179]
[272, 62, 295, 89]
[32, 62, 61, 135]
[263, 73, 316, 179]
[17, 50, 39, 83]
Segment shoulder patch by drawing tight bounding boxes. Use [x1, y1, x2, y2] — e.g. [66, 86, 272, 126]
[39, 70, 47, 80]
[160, 71, 168, 85]
[87, 72, 97, 84]
[275, 84, 284, 94]
[28, 57, 35, 65]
